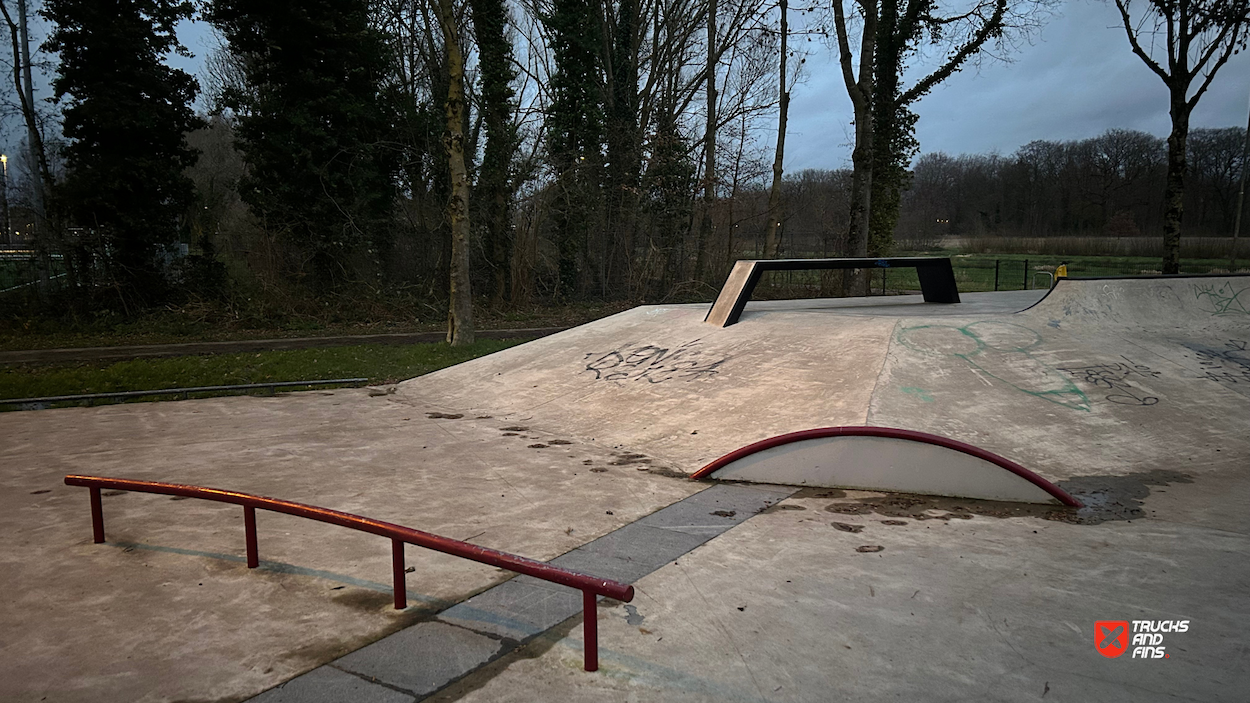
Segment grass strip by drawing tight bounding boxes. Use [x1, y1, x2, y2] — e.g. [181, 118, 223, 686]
[0, 338, 522, 406]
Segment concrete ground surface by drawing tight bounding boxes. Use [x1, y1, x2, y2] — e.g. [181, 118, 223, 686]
[0, 391, 699, 702]
[431, 489, 1250, 703]
[1, 275, 1248, 702]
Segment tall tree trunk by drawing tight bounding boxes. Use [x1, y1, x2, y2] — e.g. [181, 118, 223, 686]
[3, 0, 51, 296]
[435, 0, 474, 345]
[834, 0, 876, 295]
[694, 0, 717, 281]
[763, 0, 788, 258]
[15, 0, 44, 218]
[605, 0, 641, 297]
[1162, 91, 1190, 275]
[727, 110, 747, 269]
[469, 0, 518, 307]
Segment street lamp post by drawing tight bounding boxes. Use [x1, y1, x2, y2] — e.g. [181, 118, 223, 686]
[0, 154, 9, 245]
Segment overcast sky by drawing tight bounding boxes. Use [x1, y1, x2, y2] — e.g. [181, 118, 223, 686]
[786, 0, 1250, 170]
[5, 0, 1250, 176]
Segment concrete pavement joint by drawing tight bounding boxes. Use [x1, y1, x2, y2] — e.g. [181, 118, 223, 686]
[246, 483, 794, 702]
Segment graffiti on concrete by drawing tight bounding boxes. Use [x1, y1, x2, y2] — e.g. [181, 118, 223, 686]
[1057, 357, 1160, 406]
[897, 321, 1091, 411]
[1190, 339, 1250, 384]
[899, 386, 935, 402]
[583, 339, 728, 384]
[1193, 282, 1250, 316]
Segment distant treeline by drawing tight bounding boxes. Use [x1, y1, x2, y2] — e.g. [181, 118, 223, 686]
[896, 127, 1246, 244]
[677, 127, 1247, 260]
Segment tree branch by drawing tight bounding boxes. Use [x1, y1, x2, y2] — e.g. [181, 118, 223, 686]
[1188, 20, 1244, 110]
[832, 0, 863, 107]
[1114, 0, 1171, 84]
[900, 0, 1006, 105]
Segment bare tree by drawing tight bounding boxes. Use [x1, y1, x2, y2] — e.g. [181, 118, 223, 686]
[763, 0, 807, 258]
[1113, 0, 1250, 273]
[695, 0, 718, 278]
[432, 0, 475, 345]
[1, 0, 50, 220]
[833, 0, 1048, 291]
[832, 0, 876, 289]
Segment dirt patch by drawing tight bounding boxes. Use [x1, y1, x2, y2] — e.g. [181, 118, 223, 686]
[426, 412, 464, 419]
[640, 466, 689, 479]
[331, 587, 396, 613]
[500, 426, 528, 432]
[831, 522, 864, 533]
[818, 491, 1067, 521]
[791, 469, 1195, 525]
[547, 439, 572, 445]
[1059, 470, 1195, 524]
[609, 453, 651, 465]
[762, 503, 808, 514]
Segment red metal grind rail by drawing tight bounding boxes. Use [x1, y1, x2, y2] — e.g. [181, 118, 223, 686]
[63, 474, 634, 672]
[690, 426, 1082, 508]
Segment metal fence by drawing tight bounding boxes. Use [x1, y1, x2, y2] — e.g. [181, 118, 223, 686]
[753, 256, 1234, 298]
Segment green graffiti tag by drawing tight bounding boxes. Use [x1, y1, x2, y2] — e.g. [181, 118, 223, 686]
[899, 387, 935, 402]
[1193, 282, 1250, 316]
[897, 321, 1091, 412]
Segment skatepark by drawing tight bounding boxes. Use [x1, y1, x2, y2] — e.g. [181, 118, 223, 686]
[2, 272, 1248, 702]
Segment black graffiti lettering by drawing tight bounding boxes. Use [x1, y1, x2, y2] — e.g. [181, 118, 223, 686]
[1058, 357, 1160, 406]
[584, 351, 626, 379]
[1189, 340, 1250, 384]
[582, 340, 729, 384]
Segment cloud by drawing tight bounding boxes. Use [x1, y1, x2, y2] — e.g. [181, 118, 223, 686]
[785, 0, 1250, 171]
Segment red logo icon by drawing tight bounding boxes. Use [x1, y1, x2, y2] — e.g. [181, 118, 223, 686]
[1095, 621, 1129, 658]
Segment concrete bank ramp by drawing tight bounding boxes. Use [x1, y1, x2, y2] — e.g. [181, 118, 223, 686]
[399, 304, 897, 470]
[400, 275, 1250, 511]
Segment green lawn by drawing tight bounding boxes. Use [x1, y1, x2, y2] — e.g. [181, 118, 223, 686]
[0, 300, 631, 352]
[0, 338, 523, 406]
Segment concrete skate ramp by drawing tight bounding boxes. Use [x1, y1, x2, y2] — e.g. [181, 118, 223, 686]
[1023, 274, 1250, 330]
[690, 426, 1080, 505]
[402, 275, 1249, 518]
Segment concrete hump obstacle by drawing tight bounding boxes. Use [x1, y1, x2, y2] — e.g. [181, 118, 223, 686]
[691, 426, 1080, 506]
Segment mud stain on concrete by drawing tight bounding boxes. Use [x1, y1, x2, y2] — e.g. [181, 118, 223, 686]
[792, 469, 1194, 525]
[1059, 469, 1194, 523]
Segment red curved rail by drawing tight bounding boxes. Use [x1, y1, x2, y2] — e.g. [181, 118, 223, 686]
[63, 474, 632, 671]
[690, 426, 1081, 507]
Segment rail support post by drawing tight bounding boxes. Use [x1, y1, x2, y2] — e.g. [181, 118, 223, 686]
[392, 539, 407, 610]
[89, 486, 105, 543]
[244, 506, 258, 568]
[583, 590, 598, 671]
